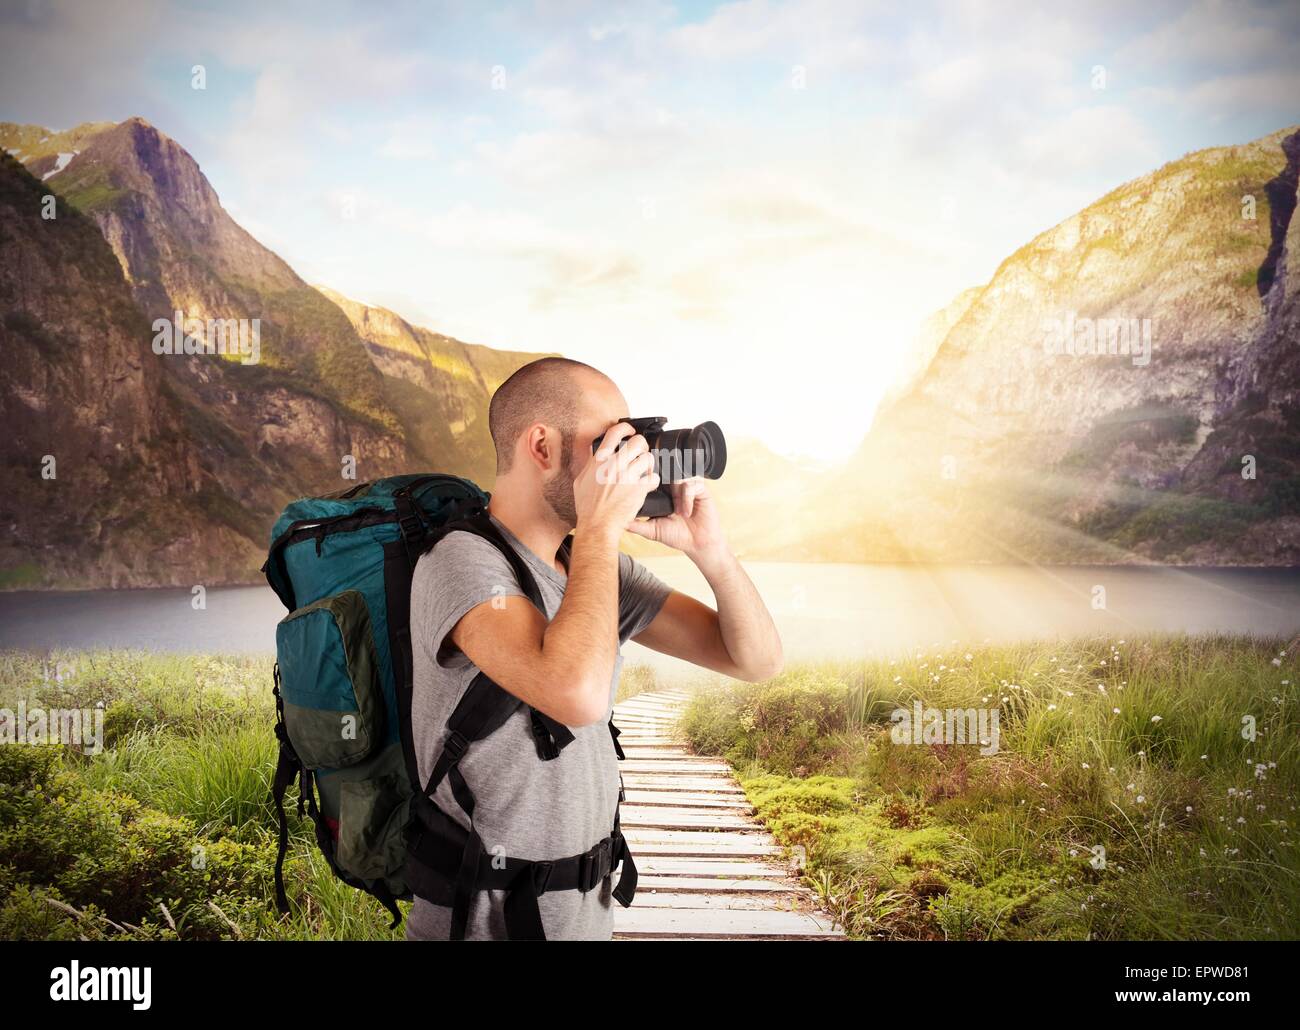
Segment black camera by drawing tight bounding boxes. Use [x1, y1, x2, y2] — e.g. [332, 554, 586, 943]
[590, 416, 728, 517]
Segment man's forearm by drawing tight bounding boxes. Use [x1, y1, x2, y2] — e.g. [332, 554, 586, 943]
[693, 547, 784, 680]
[541, 525, 621, 722]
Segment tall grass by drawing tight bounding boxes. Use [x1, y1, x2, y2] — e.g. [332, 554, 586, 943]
[679, 634, 1299, 940]
[3, 639, 1295, 940]
[0, 648, 663, 940]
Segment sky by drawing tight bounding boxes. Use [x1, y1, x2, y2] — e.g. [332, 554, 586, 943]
[2, 0, 1299, 459]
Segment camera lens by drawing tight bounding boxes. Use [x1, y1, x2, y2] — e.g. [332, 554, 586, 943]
[592, 419, 727, 488]
[692, 421, 727, 479]
[653, 422, 727, 482]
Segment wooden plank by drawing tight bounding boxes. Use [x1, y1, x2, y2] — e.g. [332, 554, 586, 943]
[619, 776, 744, 794]
[632, 875, 799, 894]
[620, 806, 757, 831]
[632, 857, 793, 878]
[620, 892, 809, 911]
[617, 760, 732, 774]
[612, 719, 678, 729]
[623, 839, 783, 859]
[623, 826, 774, 846]
[621, 789, 752, 809]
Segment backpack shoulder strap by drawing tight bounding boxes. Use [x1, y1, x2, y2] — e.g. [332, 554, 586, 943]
[418, 510, 576, 805]
[426, 509, 546, 611]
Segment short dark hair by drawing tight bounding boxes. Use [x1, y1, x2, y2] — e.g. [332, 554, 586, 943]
[488, 357, 607, 474]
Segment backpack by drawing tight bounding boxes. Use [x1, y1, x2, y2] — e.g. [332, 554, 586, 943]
[262, 473, 638, 939]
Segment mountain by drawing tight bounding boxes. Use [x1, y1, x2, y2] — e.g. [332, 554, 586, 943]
[4, 116, 1297, 584]
[314, 286, 557, 477]
[0, 148, 248, 588]
[0, 118, 547, 588]
[796, 125, 1300, 565]
[875, 285, 983, 425]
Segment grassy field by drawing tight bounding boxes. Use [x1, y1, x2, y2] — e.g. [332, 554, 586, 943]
[679, 635, 1299, 940]
[0, 637, 1295, 940]
[0, 649, 667, 940]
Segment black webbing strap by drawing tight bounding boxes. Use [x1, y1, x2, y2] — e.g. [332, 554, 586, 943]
[530, 707, 576, 759]
[393, 491, 429, 568]
[610, 802, 638, 906]
[270, 665, 297, 915]
[430, 509, 547, 611]
[424, 671, 522, 797]
[408, 815, 635, 940]
[608, 717, 637, 904]
[448, 761, 482, 940]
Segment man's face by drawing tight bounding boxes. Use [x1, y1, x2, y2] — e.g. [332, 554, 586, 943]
[541, 373, 629, 529]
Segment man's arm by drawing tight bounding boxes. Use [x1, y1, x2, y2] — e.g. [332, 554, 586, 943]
[447, 523, 622, 727]
[626, 480, 783, 682]
[447, 421, 657, 727]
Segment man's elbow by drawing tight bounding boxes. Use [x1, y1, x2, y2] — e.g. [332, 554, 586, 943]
[566, 679, 612, 727]
[542, 670, 611, 727]
[735, 647, 783, 683]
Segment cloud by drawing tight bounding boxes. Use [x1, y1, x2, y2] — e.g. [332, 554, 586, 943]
[667, 0, 890, 68]
[379, 115, 440, 161]
[4, 0, 1299, 451]
[1116, 0, 1300, 71]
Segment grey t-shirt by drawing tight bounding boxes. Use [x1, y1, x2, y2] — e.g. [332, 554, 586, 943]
[404, 513, 671, 941]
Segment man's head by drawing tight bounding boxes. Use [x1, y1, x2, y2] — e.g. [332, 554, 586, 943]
[488, 357, 628, 529]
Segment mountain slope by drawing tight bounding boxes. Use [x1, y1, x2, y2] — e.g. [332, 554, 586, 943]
[0, 150, 261, 586]
[315, 286, 554, 479]
[801, 125, 1300, 565]
[0, 118, 548, 588]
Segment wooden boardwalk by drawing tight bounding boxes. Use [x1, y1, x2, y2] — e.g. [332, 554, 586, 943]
[610, 689, 846, 941]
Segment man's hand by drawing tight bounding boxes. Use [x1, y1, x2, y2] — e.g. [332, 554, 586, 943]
[573, 421, 659, 543]
[624, 479, 727, 562]
[626, 478, 783, 682]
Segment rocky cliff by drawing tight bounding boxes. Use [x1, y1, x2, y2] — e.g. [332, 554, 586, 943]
[798, 125, 1300, 565]
[0, 119, 548, 588]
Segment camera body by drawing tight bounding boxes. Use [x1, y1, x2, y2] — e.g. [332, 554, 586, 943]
[591, 416, 727, 518]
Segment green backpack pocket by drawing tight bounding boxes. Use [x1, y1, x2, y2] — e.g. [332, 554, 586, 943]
[276, 590, 383, 769]
[336, 765, 411, 882]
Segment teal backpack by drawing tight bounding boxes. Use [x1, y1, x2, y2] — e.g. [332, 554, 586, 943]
[263, 473, 638, 939]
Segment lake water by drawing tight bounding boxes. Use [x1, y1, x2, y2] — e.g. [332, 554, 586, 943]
[1, 561, 1297, 682]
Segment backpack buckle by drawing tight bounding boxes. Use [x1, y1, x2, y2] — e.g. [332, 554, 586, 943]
[394, 493, 428, 565]
[579, 839, 612, 892]
[443, 730, 469, 763]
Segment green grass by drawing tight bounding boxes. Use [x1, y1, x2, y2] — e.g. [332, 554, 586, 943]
[0, 650, 667, 939]
[678, 635, 1300, 940]
[4, 640, 1295, 941]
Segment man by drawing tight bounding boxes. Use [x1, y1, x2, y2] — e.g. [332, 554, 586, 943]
[405, 356, 783, 940]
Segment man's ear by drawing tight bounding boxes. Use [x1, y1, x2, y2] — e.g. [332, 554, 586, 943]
[522, 423, 561, 473]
